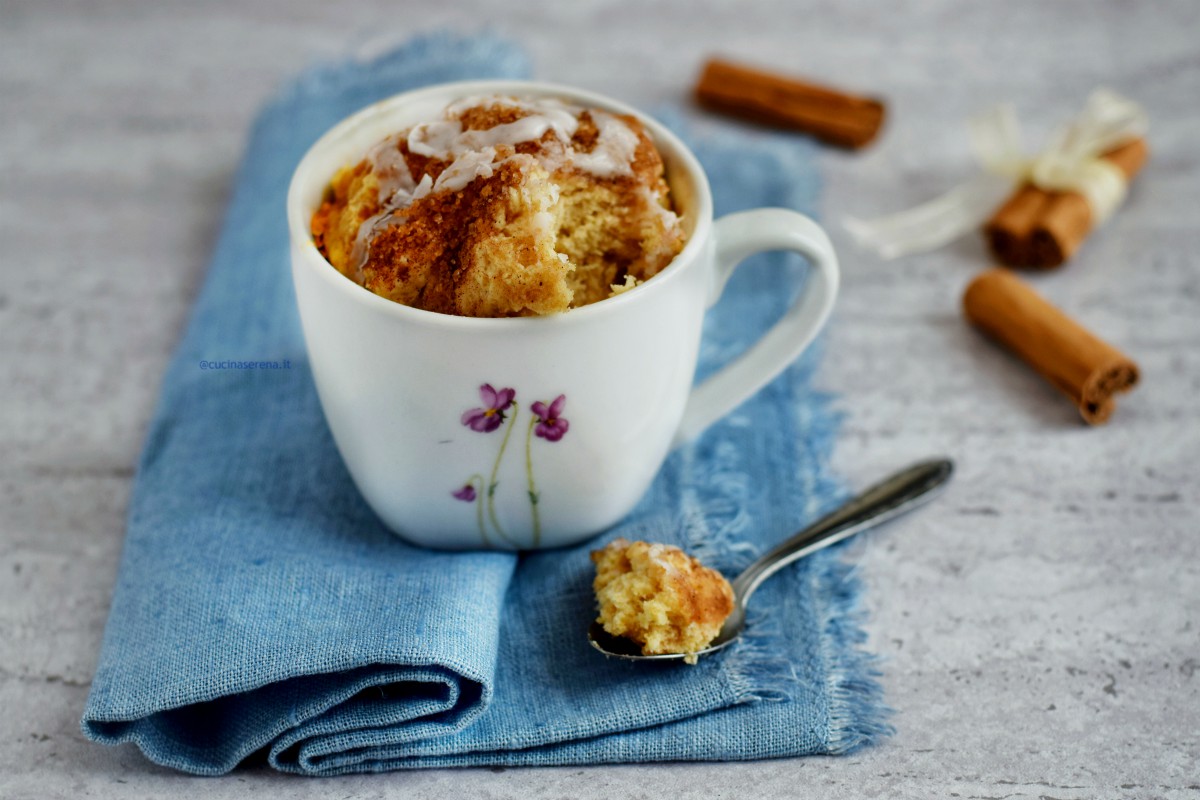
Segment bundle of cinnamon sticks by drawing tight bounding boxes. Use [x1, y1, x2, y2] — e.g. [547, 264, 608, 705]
[984, 139, 1149, 269]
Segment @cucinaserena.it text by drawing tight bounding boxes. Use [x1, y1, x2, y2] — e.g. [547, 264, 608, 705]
[198, 359, 292, 370]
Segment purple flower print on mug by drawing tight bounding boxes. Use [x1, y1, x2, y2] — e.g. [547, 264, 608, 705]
[453, 384, 570, 548]
[531, 395, 569, 442]
[461, 384, 516, 433]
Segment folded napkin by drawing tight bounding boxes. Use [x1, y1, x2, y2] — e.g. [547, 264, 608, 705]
[81, 32, 890, 775]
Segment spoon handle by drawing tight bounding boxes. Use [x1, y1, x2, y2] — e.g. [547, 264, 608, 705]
[731, 458, 954, 603]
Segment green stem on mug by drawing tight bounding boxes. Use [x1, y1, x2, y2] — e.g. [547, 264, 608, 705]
[466, 473, 487, 546]
[525, 414, 541, 548]
[487, 402, 519, 546]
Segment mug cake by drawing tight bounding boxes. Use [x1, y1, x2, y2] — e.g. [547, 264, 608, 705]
[311, 95, 686, 317]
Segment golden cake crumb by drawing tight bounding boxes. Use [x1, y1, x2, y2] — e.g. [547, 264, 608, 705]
[310, 96, 686, 317]
[591, 538, 735, 664]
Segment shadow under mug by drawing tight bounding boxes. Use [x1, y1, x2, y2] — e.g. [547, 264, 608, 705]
[287, 80, 839, 551]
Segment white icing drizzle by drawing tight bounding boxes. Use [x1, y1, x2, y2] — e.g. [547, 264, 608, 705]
[348, 209, 403, 284]
[636, 184, 684, 266]
[431, 149, 541, 194]
[354, 95, 644, 274]
[409, 108, 579, 161]
[406, 119, 462, 157]
[366, 133, 416, 199]
[445, 95, 581, 135]
[430, 145, 497, 192]
[570, 111, 640, 177]
[639, 184, 678, 226]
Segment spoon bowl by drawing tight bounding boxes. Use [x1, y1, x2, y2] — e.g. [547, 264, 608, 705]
[588, 457, 954, 662]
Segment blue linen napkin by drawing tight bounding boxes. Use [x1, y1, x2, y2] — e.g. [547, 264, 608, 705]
[81, 32, 890, 775]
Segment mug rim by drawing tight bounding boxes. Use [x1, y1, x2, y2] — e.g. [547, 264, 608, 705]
[286, 79, 715, 329]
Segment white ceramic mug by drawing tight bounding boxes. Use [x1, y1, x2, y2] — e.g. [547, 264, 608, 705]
[287, 80, 839, 551]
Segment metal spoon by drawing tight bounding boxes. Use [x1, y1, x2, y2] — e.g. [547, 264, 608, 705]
[588, 457, 954, 662]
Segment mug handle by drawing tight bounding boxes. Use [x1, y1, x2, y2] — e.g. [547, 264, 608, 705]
[672, 208, 840, 448]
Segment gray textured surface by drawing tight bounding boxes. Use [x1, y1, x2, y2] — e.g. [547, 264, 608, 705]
[1, 1, 1197, 797]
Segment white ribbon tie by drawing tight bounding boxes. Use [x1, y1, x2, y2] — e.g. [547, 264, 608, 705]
[845, 88, 1148, 259]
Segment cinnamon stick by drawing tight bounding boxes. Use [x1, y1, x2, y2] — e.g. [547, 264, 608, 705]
[694, 58, 885, 149]
[984, 138, 1148, 269]
[963, 268, 1139, 424]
